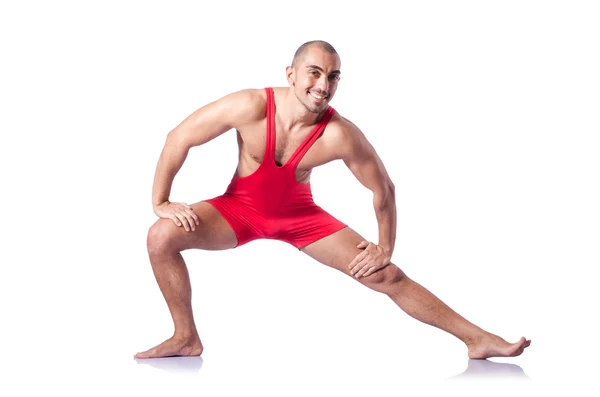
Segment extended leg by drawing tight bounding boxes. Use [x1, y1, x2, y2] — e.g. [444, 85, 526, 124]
[301, 227, 531, 359]
[134, 201, 238, 359]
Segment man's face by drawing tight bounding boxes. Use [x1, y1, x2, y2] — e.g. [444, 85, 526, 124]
[288, 47, 341, 114]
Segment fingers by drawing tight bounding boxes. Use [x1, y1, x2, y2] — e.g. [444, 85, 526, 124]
[349, 242, 373, 278]
[349, 253, 389, 279]
[348, 242, 392, 279]
[170, 203, 200, 232]
[350, 257, 370, 278]
[179, 212, 194, 231]
[186, 205, 201, 226]
[354, 262, 375, 278]
[171, 213, 191, 231]
[361, 265, 378, 278]
[348, 251, 367, 275]
[181, 206, 200, 231]
[356, 240, 368, 249]
[170, 215, 183, 228]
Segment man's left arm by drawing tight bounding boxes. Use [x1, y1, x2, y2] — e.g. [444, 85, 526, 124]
[338, 124, 397, 278]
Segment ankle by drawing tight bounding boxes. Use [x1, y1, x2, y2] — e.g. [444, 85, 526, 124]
[173, 329, 199, 341]
[464, 331, 488, 347]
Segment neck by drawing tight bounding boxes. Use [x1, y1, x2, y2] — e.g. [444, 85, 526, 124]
[279, 88, 327, 131]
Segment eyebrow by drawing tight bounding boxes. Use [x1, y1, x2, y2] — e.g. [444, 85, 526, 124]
[306, 65, 341, 75]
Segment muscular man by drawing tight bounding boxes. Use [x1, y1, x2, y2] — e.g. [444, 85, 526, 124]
[134, 40, 531, 360]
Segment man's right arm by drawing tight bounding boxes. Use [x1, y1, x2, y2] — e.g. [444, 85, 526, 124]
[152, 89, 263, 209]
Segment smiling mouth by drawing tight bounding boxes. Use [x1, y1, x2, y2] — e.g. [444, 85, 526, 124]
[309, 91, 328, 101]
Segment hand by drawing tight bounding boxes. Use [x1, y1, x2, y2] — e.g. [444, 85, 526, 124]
[153, 201, 200, 232]
[348, 241, 392, 279]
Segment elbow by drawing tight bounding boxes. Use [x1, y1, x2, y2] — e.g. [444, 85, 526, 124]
[165, 130, 192, 154]
[387, 180, 396, 196]
[373, 180, 395, 211]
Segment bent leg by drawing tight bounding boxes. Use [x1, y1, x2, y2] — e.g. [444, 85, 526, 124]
[135, 201, 238, 359]
[301, 227, 531, 359]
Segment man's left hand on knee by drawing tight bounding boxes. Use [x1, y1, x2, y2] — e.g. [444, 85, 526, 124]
[348, 241, 392, 279]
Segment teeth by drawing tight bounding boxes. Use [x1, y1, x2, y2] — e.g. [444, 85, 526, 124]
[310, 92, 326, 99]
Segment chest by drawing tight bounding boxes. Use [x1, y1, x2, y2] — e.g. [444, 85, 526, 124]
[239, 119, 331, 169]
[273, 129, 317, 166]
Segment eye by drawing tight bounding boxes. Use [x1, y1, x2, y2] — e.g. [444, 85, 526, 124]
[310, 70, 319, 76]
[329, 74, 340, 81]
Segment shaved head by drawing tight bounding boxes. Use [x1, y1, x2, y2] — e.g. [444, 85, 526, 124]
[286, 40, 341, 114]
[292, 40, 338, 68]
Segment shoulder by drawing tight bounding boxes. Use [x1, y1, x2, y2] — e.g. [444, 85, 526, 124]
[212, 88, 267, 125]
[325, 110, 374, 161]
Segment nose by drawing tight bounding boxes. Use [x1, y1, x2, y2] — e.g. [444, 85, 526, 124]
[315, 75, 329, 94]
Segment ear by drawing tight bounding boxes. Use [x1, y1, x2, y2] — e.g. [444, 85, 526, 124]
[286, 65, 295, 86]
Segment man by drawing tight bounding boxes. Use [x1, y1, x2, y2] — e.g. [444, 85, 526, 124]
[135, 40, 531, 360]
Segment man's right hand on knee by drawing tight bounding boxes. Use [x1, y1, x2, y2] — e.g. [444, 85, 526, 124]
[154, 201, 200, 232]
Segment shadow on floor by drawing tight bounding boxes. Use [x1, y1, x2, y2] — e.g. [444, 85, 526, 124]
[134, 356, 204, 375]
[446, 359, 530, 381]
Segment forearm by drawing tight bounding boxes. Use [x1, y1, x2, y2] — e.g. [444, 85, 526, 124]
[373, 185, 396, 256]
[152, 137, 190, 207]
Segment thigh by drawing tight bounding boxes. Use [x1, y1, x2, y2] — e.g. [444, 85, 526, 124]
[279, 206, 347, 249]
[149, 201, 238, 252]
[301, 227, 404, 290]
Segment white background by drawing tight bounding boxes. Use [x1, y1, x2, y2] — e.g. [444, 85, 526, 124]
[1, 0, 598, 395]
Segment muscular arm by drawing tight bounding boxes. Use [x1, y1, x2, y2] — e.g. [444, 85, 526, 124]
[152, 89, 263, 207]
[337, 121, 397, 256]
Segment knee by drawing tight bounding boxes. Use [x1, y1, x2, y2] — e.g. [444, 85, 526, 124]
[147, 219, 180, 256]
[361, 263, 406, 294]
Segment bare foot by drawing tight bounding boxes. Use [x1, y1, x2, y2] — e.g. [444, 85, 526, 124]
[134, 335, 204, 359]
[467, 334, 531, 359]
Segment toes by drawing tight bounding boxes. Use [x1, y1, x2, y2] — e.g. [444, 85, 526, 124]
[507, 337, 526, 356]
[134, 348, 155, 359]
[509, 338, 531, 357]
[514, 337, 526, 349]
